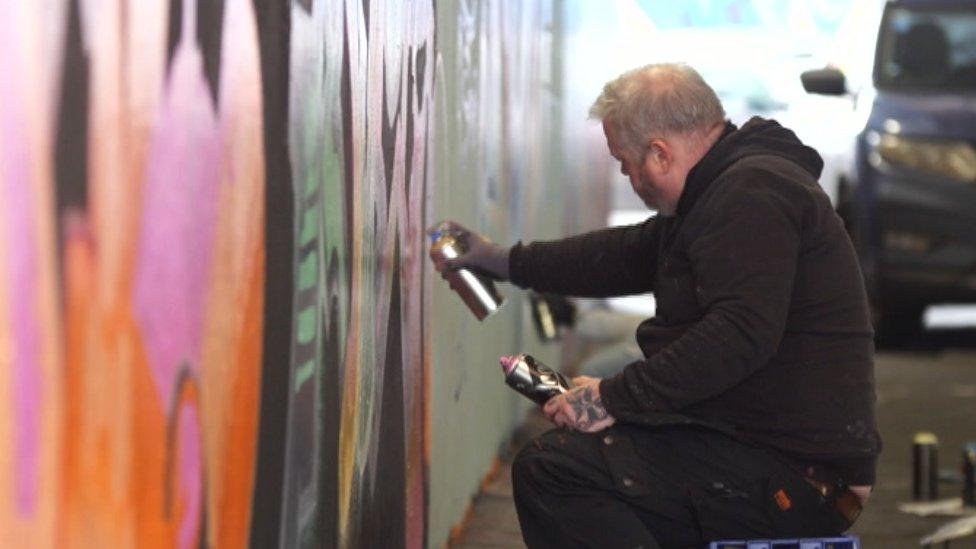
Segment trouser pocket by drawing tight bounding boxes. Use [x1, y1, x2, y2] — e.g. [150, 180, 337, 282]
[688, 470, 852, 541]
[762, 470, 852, 537]
[688, 479, 771, 541]
[599, 427, 655, 497]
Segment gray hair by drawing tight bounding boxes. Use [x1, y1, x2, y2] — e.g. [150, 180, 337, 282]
[589, 63, 725, 153]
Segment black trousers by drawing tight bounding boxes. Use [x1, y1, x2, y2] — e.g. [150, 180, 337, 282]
[511, 424, 854, 549]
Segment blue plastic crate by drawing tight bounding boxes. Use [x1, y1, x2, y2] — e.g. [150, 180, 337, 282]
[708, 536, 860, 549]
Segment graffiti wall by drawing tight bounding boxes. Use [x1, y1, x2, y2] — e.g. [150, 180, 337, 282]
[0, 0, 610, 547]
[278, 0, 433, 546]
[1, 0, 266, 546]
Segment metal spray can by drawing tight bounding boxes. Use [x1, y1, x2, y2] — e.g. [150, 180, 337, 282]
[913, 432, 939, 501]
[963, 441, 976, 507]
[499, 354, 573, 405]
[429, 223, 504, 321]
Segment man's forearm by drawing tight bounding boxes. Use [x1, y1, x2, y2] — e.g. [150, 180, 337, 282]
[509, 222, 658, 297]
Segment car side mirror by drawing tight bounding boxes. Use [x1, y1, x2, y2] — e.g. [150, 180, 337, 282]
[801, 67, 847, 96]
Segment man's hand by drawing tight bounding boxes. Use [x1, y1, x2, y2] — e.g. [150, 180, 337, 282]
[427, 220, 510, 281]
[543, 375, 616, 432]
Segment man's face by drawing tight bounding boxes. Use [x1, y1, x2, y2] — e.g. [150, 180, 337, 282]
[602, 120, 675, 214]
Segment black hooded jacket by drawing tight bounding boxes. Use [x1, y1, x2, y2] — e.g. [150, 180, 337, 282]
[509, 118, 881, 485]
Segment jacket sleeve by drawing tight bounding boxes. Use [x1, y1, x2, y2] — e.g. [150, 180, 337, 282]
[508, 218, 660, 297]
[601, 175, 804, 415]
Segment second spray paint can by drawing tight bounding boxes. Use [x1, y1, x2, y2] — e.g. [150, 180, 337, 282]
[499, 354, 573, 405]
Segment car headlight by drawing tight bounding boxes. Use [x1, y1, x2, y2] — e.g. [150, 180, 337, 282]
[866, 131, 976, 183]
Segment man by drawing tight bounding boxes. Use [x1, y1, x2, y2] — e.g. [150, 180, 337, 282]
[436, 63, 880, 547]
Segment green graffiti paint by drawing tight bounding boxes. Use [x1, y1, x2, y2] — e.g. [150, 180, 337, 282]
[294, 360, 316, 394]
[298, 250, 318, 291]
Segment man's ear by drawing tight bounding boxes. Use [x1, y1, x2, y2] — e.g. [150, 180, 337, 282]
[646, 138, 673, 173]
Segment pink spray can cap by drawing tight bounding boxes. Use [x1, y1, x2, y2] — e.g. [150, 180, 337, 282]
[499, 355, 521, 375]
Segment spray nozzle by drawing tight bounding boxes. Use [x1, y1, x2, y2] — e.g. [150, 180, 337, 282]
[499, 355, 520, 375]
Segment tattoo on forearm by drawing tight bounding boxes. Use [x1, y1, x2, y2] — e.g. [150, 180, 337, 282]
[567, 386, 608, 429]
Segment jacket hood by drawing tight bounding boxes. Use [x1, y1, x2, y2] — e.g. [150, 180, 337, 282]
[676, 117, 824, 217]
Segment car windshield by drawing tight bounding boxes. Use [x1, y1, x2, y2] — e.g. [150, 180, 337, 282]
[875, 5, 976, 92]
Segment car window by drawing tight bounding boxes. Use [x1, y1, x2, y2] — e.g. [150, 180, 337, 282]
[876, 6, 976, 92]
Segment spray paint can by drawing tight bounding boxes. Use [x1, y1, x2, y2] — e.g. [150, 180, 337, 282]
[499, 354, 573, 405]
[429, 224, 504, 321]
[913, 432, 939, 501]
[963, 441, 976, 507]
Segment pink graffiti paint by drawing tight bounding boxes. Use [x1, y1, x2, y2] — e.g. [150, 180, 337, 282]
[177, 402, 202, 549]
[133, 0, 221, 409]
[133, 0, 218, 542]
[0, 14, 41, 516]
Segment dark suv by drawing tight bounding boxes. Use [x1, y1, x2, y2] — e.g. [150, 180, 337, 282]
[802, 0, 976, 342]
